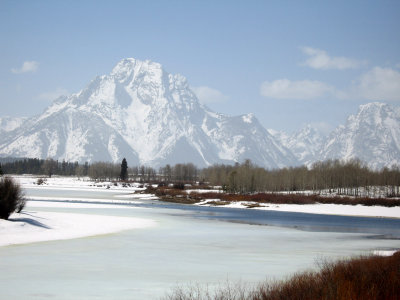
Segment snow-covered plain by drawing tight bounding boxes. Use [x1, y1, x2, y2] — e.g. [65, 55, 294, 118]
[221, 201, 400, 218]
[13, 175, 145, 191]
[1, 175, 399, 248]
[0, 175, 157, 247]
[193, 190, 400, 218]
[0, 210, 155, 247]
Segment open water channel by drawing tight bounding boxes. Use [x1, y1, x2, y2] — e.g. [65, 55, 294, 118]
[1, 187, 400, 299]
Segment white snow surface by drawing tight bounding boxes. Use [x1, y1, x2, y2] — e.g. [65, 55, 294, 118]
[1, 175, 399, 248]
[372, 250, 398, 256]
[198, 201, 400, 219]
[0, 176, 157, 247]
[0, 210, 155, 247]
[0, 116, 27, 132]
[271, 125, 325, 165]
[12, 175, 145, 191]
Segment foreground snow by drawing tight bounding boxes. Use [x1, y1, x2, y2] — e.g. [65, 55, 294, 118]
[0, 175, 158, 247]
[0, 210, 156, 247]
[196, 200, 400, 219]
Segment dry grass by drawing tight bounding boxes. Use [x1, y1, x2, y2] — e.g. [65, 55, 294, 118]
[162, 252, 400, 300]
[149, 186, 400, 207]
[253, 252, 400, 300]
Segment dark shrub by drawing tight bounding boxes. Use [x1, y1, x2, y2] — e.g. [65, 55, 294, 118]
[173, 183, 185, 190]
[0, 177, 25, 220]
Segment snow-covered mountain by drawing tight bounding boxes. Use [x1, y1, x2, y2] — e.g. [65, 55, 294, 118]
[319, 102, 400, 169]
[270, 102, 400, 169]
[1, 58, 398, 169]
[269, 125, 325, 165]
[0, 117, 27, 133]
[0, 58, 297, 168]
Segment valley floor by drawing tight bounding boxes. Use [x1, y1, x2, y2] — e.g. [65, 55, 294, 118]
[1, 175, 399, 247]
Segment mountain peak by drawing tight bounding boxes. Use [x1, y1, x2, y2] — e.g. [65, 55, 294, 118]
[1, 53, 398, 170]
[359, 101, 386, 109]
[0, 57, 296, 168]
[109, 57, 190, 93]
[358, 102, 388, 116]
[352, 102, 396, 127]
[321, 102, 400, 169]
[241, 113, 255, 123]
[111, 57, 159, 72]
[109, 57, 167, 85]
[272, 124, 324, 165]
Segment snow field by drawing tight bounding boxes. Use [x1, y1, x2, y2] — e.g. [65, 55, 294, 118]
[0, 210, 156, 247]
[0, 175, 157, 247]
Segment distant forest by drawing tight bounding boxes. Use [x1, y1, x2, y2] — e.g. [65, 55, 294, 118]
[0, 157, 198, 182]
[0, 157, 399, 197]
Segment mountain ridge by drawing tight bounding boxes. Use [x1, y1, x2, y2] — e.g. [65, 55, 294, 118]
[0, 58, 297, 168]
[319, 102, 400, 169]
[0, 58, 399, 169]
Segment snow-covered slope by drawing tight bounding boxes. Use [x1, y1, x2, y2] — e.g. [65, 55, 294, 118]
[319, 102, 400, 169]
[0, 117, 27, 133]
[204, 113, 297, 168]
[269, 125, 324, 165]
[0, 58, 296, 168]
[1, 58, 398, 169]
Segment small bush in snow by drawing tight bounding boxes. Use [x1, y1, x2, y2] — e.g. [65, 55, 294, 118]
[0, 177, 25, 220]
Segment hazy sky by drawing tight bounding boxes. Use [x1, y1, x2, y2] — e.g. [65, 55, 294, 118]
[1, 0, 399, 133]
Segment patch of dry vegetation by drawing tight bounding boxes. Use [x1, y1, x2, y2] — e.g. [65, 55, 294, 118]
[147, 186, 400, 207]
[163, 252, 400, 300]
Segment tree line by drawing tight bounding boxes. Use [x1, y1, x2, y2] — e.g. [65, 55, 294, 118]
[1, 157, 399, 197]
[0, 158, 199, 183]
[201, 159, 400, 197]
[0, 158, 87, 177]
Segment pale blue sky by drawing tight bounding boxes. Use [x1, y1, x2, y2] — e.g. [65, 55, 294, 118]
[1, 0, 399, 133]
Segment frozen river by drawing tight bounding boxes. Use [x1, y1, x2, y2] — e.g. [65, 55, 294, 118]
[1, 187, 400, 299]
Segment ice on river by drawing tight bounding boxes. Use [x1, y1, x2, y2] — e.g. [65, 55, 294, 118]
[0, 176, 399, 299]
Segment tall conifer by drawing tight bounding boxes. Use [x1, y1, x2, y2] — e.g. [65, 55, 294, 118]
[120, 158, 128, 181]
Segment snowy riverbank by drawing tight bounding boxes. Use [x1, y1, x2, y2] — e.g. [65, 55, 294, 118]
[1, 175, 157, 247]
[0, 207, 156, 247]
[10, 174, 400, 220]
[1, 175, 399, 248]
[196, 200, 400, 219]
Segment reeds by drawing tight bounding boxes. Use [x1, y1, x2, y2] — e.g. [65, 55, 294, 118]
[253, 252, 400, 300]
[163, 252, 400, 300]
[151, 186, 400, 207]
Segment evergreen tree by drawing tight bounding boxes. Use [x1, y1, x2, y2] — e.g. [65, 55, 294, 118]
[120, 158, 128, 181]
[0, 164, 3, 176]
